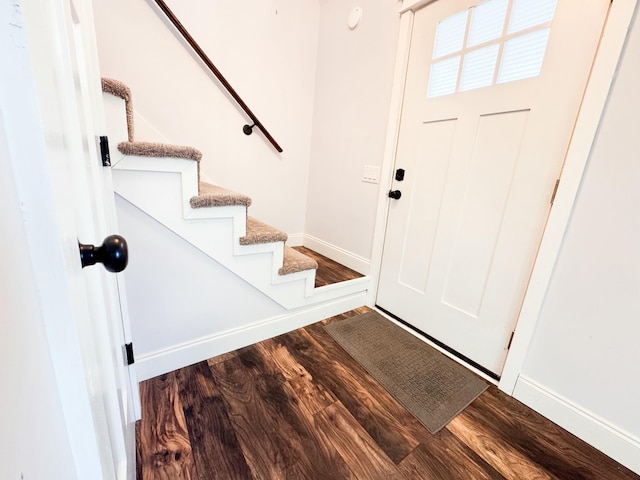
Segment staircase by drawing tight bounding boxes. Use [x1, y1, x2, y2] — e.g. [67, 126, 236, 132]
[102, 78, 368, 379]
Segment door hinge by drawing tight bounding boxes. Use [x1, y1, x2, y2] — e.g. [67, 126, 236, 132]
[507, 331, 515, 350]
[124, 342, 135, 365]
[99, 135, 111, 167]
[550, 179, 560, 205]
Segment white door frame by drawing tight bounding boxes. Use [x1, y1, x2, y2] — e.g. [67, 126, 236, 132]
[368, 0, 639, 392]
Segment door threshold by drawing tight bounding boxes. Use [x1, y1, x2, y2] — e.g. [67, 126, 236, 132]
[375, 305, 501, 383]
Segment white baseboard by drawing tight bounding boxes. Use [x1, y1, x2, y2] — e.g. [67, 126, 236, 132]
[286, 233, 304, 247]
[135, 291, 367, 381]
[514, 375, 640, 475]
[302, 234, 371, 275]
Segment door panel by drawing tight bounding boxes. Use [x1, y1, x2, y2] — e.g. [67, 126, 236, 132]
[441, 109, 529, 317]
[21, 0, 138, 477]
[398, 119, 457, 293]
[67, 0, 141, 464]
[377, 0, 609, 376]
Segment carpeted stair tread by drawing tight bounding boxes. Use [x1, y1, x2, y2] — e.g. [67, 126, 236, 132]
[190, 181, 252, 209]
[101, 77, 131, 102]
[101, 77, 135, 142]
[118, 141, 202, 162]
[279, 246, 318, 276]
[241, 217, 288, 245]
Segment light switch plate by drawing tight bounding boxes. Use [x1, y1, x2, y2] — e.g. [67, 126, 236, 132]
[362, 165, 381, 184]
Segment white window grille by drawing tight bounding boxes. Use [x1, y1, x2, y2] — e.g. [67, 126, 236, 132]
[427, 0, 558, 98]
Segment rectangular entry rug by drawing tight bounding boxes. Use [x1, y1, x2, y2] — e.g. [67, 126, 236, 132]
[324, 311, 488, 433]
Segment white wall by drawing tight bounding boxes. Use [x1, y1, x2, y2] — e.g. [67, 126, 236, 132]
[305, 0, 401, 262]
[92, 0, 320, 236]
[517, 5, 640, 470]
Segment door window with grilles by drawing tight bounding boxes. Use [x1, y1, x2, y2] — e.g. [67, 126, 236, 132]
[427, 0, 557, 98]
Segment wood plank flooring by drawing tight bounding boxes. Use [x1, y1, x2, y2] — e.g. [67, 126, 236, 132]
[136, 250, 639, 479]
[292, 246, 363, 288]
[136, 307, 639, 479]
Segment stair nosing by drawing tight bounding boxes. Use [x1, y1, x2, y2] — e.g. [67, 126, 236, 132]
[240, 217, 288, 246]
[279, 245, 318, 276]
[118, 141, 202, 162]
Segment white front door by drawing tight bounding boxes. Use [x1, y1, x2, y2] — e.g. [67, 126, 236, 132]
[13, 0, 139, 477]
[377, 0, 609, 376]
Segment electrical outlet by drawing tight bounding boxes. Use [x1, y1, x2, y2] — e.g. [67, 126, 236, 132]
[362, 165, 381, 184]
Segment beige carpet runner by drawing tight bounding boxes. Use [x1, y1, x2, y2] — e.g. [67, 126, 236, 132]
[191, 181, 252, 209]
[101, 77, 317, 275]
[118, 140, 202, 162]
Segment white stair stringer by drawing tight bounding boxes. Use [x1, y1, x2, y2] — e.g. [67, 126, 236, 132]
[110, 150, 368, 309]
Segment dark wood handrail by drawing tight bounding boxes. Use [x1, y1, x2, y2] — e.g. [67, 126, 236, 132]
[152, 0, 283, 153]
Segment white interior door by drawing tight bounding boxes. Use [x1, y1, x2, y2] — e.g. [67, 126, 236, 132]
[64, 0, 142, 431]
[377, 0, 609, 377]
[18, 0, 139, 477]
[64, 0, 141, 473]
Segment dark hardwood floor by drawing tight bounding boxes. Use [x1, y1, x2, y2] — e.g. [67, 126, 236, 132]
[292, 246, 363, 288]
[135, 250, 639, 479]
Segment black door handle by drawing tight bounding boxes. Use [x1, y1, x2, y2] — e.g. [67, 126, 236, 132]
[388, 190, 402, 200]
[79, 235, 128, 272]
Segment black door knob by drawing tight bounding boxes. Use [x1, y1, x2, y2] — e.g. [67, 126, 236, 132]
[388, 190, 402, 200]
[79, 235, 128, 272]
